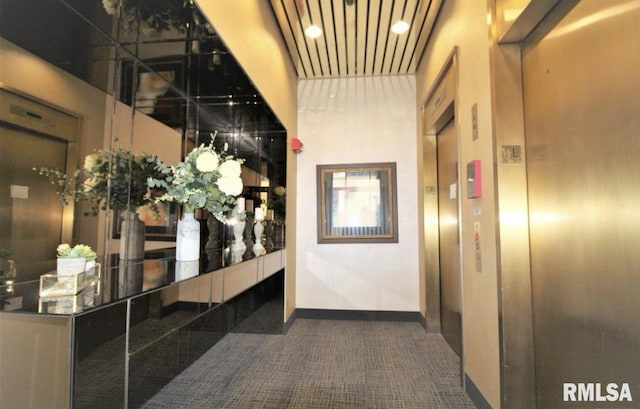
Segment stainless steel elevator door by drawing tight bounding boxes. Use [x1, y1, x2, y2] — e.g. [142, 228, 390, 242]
[0, 127, 67, 281]
[437, 119, 462, 357]
[524, 0, 640, 407]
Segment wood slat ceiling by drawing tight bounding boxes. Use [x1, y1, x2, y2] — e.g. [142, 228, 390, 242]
[269, 0, 443, 78]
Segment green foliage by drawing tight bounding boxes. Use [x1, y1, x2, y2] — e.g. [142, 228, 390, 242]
[35, 146, 168, 216]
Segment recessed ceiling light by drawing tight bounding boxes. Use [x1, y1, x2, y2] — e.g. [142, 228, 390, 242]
[391, 20, 410, 34]
[305, 25, 323, 39]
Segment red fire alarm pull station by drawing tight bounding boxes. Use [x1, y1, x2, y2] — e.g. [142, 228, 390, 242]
[291, 138, 304, 153]
[467, 160, 482, 198]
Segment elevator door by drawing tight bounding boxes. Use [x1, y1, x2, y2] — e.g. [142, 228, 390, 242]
[0, 127, 67, 281]
[437, 118, 462, 357]
[524, 0, 640, 406]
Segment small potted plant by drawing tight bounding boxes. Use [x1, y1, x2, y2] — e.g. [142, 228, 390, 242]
[56, 243, 97, 276]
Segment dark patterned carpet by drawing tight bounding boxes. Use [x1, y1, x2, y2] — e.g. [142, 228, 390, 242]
[141, 319, 477, 409]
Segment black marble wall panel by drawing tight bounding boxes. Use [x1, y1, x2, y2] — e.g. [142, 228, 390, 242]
[127, 270, 284, 408]
[73, 301, 128, 409]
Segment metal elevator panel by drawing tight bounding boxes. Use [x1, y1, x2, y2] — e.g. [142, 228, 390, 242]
[437, 118, 462, 357]
[523, 0, 640, 407]
[0, 126, 68, 282]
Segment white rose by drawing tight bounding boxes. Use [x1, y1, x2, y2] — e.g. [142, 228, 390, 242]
[218, 159, 242, 178]
[195, 151, 219, 172]
[216, 176, 243, 196]
[84, 153, 99, 170]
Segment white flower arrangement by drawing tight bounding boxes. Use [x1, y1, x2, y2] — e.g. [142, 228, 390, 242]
[56, 243, 97, 260]
[147, 135, 244, 221]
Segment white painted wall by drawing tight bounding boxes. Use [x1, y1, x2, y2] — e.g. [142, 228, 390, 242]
[296, 75, 419, 312]
[1, 38, 108, 251]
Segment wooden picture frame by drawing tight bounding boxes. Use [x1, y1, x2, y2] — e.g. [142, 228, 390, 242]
[120, 57, 186, 127]
[112, 202, 178, 241]
[317, 162, 398, 244]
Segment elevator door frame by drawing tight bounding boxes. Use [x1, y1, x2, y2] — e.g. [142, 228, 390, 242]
[421, 49, 465, 367]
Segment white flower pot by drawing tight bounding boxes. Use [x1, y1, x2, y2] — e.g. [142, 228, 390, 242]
[56, 257, 86, 285]
[57, 257, 86, 275]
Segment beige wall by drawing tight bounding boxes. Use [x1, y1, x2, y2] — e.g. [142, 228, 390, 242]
[0, 315, 72, 409]
[295, 75, 420, 312]
[196, 1, 299, 321]
[0, 38, 108, 252]
[106, 100, 183, 254]
[415, 0, 501, 407]
[1, 38, 184, 255]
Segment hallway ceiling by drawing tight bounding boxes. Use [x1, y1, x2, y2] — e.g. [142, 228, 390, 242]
[269, 0, 443, 78]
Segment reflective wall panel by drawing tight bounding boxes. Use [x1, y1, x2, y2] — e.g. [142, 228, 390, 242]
[523, 1, 640, 406]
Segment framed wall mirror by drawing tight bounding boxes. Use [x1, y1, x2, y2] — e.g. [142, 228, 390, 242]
[317, 163, 398, 244]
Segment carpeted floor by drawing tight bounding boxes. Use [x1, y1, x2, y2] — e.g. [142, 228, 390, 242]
[141, 319, 477, 409]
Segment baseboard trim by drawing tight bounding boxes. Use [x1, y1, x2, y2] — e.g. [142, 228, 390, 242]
[294, 308, 423, 323]
[464, 373, 493, 409]
[419, 315, 428, 330]
[283, 309, 297, 333]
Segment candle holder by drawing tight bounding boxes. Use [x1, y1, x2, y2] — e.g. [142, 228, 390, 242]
[253, 218, 265, 256]
[230, 201, 247, 263]
[273, 220, 286, 248]
[264, 220, 274, 251]
[243, 215, 255, 259]
[231, 218, 245, 263]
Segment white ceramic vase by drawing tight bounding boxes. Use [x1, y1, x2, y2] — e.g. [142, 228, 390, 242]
[175, 260, 200, 281]
[176, 212, 200, 261]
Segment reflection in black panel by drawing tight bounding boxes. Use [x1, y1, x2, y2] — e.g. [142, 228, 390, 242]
[128, 330, 180, 409]
[129, 290, 204, 355]
[127, 305, 227, 408]
[127, 270, 284, 408]
[228, 270, 285, 335]
[0, 0, 116, 93]
[73, 302, 128, 409]
[2, 0, 288, 211]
